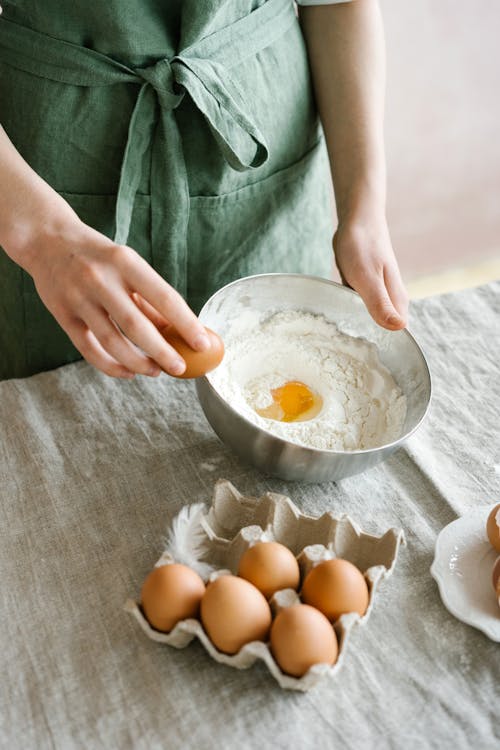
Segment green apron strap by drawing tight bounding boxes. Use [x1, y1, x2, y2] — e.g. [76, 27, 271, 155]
[0, 0, 297, 294]
[0, 17, 137, 85]
[181, 0, 296, 67]
[114, 83, 159, 247]
[174, 59, 268, 171]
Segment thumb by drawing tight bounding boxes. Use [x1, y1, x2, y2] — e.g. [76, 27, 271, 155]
[355, 272, 406, 331]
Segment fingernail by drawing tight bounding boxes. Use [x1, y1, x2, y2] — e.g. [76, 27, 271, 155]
[148, 366, 162, 377]
[388, 314, 402, 327]
[170, 359, 186, 376]
[193, 333, 210, 351]
[122, 371, 135, 379]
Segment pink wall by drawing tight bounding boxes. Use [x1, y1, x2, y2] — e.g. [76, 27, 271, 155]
[381, 0, 500, 279]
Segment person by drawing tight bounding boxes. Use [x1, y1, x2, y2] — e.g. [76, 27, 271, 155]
[0, 0, 408, 381]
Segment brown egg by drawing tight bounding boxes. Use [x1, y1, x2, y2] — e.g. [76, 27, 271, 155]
[237, 541, 300, 599]
[160, 325, 224, 379]
[270, 604, 338, 677]
[301, 558, 369, 622]
[141, 563, 205, 632]
[200, 575, 272, 654]
[486, 504, 500, 552]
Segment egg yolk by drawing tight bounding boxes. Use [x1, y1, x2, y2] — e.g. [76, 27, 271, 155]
[256, 381, 323, 422]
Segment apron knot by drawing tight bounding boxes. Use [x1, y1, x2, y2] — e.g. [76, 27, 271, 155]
[137, 59, 184, 110]
[0, 0, 297, 297]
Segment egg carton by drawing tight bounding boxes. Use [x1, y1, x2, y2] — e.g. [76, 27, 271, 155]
[125, 479, 405, 691]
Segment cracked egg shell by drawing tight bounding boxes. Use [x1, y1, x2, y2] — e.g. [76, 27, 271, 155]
[487, 504, 500, 552]
[492, 557, 500, 608]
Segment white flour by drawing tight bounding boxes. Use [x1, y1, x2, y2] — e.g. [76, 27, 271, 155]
[209, 310, 407, 451]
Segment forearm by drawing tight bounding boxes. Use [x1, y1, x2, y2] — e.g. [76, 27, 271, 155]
[299, 0, 386, 222]
[0, 125, 77, 268]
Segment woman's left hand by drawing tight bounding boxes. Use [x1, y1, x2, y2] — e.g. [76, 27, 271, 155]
[333, 214, 409, 331]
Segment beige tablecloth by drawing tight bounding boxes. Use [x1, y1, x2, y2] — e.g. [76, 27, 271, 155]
[1, 283, 499, 750]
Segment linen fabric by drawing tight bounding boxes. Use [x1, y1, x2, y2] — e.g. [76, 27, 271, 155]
[0, 282, 499, 749]
[0, 0, 332, 379]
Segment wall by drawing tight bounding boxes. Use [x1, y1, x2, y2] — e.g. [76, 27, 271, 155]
[381, 0, 500, 280]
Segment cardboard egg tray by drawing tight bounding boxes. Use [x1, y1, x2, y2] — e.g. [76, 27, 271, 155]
[125, 479, 405, 691]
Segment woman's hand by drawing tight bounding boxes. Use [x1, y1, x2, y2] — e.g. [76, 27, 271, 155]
[12, 217, 210, 379]
[299, 2, 408, 331]
[333, 213, 409, 330]
[0, 125, 209, 379]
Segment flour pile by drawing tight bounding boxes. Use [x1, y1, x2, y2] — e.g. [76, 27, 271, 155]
[209, 310, 407, 451]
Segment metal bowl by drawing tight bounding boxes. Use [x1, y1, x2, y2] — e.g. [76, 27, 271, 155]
[196, 274, 431, 483]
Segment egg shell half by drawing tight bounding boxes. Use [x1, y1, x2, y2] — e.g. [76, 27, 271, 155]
[486, 504, 500, 552]
[492, 557, 500, 607]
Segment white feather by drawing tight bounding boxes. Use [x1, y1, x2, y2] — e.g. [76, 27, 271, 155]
[163, 503, 215, 580]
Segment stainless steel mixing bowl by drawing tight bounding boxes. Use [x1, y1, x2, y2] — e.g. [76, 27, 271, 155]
[196, 274, 431, 482]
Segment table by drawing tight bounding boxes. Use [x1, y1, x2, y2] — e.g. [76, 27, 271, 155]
[1, 283, 499, 750]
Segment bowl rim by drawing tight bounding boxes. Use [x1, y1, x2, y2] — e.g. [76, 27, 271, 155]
[198, 273, 433, 457]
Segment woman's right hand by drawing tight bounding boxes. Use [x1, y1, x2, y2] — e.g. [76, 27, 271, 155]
[0, 125, 210, 379]
[13, 217, 210, 379]
[6, 207, 210, 380]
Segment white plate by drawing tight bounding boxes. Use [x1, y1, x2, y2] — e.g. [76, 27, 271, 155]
[431, 507, 500, 641]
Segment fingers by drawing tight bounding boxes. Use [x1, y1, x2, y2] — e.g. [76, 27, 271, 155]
[354, 269, 406, 331]
[80, 304, 162, 377]
[65, 319, 136, 379]
[383, 263, 409, 324]
[33, 229, 209, 378]
[333, 224, 409, 331]
[97, 290, 188, 376]
[117, 249, 210, 352]
[131, 292, 170, 330]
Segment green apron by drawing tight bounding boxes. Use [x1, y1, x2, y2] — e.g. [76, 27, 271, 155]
[0, 0, 332, 379]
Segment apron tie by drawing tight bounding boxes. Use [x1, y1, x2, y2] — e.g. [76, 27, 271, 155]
[138, 59, 184, 111]
[0, 0, 296, 295]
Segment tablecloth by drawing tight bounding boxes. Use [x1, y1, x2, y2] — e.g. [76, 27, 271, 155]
[0, 282, 499, 750]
